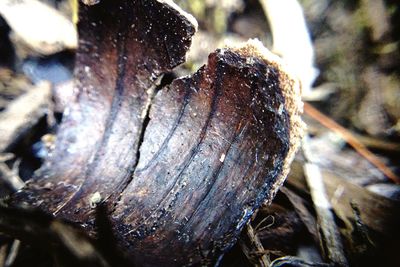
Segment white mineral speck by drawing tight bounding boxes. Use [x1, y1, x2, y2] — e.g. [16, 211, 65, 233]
[89, 192, 102, 208]
[278, 103, 284, 115]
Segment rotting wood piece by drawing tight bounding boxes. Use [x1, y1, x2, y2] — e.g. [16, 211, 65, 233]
[12, 0, 197, 223]
[9, 1, 303, 266]
[110, 44, 303, 266]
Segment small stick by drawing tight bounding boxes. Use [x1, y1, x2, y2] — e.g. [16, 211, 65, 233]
[280, 187, 319, 244]
[306, 123, 400, 152]
[259, 0, 318, 95]
[0, 244, 8, 267]
[240, 223, 271, 267]
[0, 161, 24, 191]
[4, 240, 20, 267]
[303, 137, 348, 267]
[304, 102, 400, 184]
[270, 256, 330, 267]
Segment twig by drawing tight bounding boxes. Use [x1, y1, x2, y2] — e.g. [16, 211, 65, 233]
[0, 81, 51, 152]
[302, 137, 348, 267]
[240, 223, 271, 267]
[4, 240, 20, 267]
[270, 256, 331, 267]
[259, 0, 318, 95]
[306, 123, 400, 152]
[280, 187, 319, 244]
[0, 154, 14, 162]
[0, 161, 24, 192]
[0, 244, 7, 267]
[254, 215, 274, 232]
[287, 160, 400, 237]
[304, 102, 400, 184]
[350, 134, 400, 152]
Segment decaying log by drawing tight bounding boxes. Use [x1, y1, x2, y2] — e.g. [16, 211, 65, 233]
[8, 1, 303, 266]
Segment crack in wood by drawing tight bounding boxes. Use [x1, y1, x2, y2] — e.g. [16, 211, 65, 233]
[9, 2, 303, 266]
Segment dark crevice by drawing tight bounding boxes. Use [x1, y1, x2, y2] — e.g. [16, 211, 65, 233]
[125, 73, 179, 182]
[157, 72, 177, 92]
[132, 93, 154, 179]
[125, 63, 224, 234]
[110, 83, 158, 211]
[137, 78, 193, 172]
[111, 71, 178, 210]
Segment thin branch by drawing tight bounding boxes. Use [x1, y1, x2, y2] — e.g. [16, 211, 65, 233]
[259, 0, 318, 95]
[302, 137, 348, 267]
[0, 244, 7, 267]
[240, 223, 271, 267]
[270, 256, 331, 267]
[0, 161, 24, 192]
[304, 102, 400, 184]
[4, 240, 20, 267]
[306, 123, 400, 152]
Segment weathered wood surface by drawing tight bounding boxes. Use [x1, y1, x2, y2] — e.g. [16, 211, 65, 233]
[110, 47, 300, 266]
[10, 1, 303, 266]
[13, 0, 197, 223]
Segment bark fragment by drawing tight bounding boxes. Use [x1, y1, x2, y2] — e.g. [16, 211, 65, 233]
[110, 46, 301, 266]
[12, 0, 197, 224]
[10, 1, 303, 266]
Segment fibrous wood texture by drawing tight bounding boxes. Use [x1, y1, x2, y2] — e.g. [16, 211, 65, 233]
[11, 1, 303, 266]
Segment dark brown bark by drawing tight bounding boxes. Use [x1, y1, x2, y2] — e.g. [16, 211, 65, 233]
[111, 49, 291, 266]
[10, 1, 303, 266]
[12, 0, 196, 223]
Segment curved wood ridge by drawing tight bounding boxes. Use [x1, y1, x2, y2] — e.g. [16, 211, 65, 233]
[12, 0, 196, 223]
[11, 1, 303, 266]
[111, 47, 297, 266]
